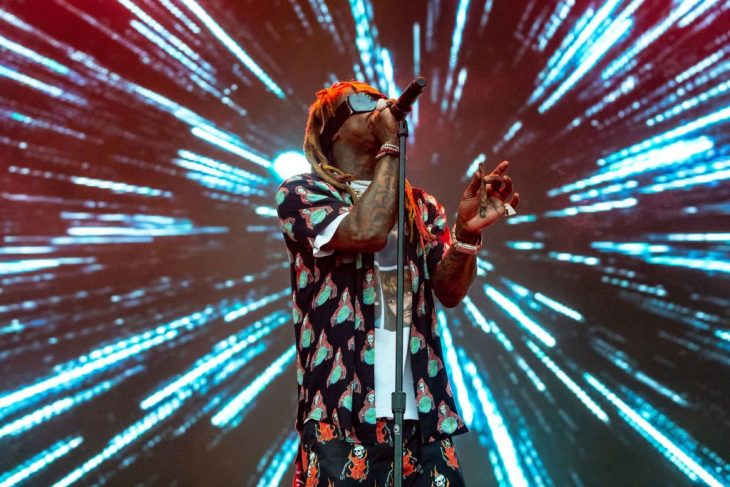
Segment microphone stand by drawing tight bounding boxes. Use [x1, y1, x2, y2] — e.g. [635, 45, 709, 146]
[392, 116, 408, 487]
[386, 76, 425, 487]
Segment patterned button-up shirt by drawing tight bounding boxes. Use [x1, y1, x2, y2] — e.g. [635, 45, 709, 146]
[276, 173, 467, 444]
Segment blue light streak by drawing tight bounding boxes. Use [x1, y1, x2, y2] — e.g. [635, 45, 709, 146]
[533, 293, 584, 322]
[4, 109, 87, 139]
[0, 64, 64, 98]
[255, 431, 299, 487]
[211, 346, 296, 428]
[484, 286, 556, 347]
[441, 0, 471, 113]
[647, 256, 730, 274]
[191, 126, 272, 168]
[0, 34, 70, 74]
[506, 214, 537, 225]
[677, 0, 721, 28]
[67, 226, 227, 237]
[600, 274, 667, 297]
[606, 106, 730, 164]
[592, 242, 730, 274]
[448, 0, 471, 72]
[479, 0, 493, 30]
[515, 357, 546, 393]
[129, 19, 217, 88]
[69, 176, 172, 197]
[462, 360, 529, 487]
[52, 394, 189, 487]
[448, 67, 468, 117]
[307, 0, 344, 50]
[463, 296, 515, 353]
[463, 153, 486, 180]
[0, 436, 83, 487]
[348, 0, 388, 92]
[437, 311, 474, 426]
[0, 309, 214, 413]
[159, 0, 201, 34]
[585, 374, 727, 487]
[526, 341, 609, 423]
[568, 181, 638, 202]
[140, 313, 287, 409]
[602, 0, 708, 80]
[537, 0, 575, 51]
[530, 0, 622, 104]
[0, 258, 93, 276]
[223, 290, 288, 322]
[549, 135, 714, 198]
[177, 0, 286, 98]
[539, 18, 632, 113]
[646, 79, 730, 126]
[641, 167, 730, 193]
[544, 197, 638, 218]
[118, 0, 209, 69]
[663, 233, 730, 242]
[0, 368, 139, 439]
[506, 241, 544, 250]
[413, 23, 420, 76]
[476, 258, 494, 276]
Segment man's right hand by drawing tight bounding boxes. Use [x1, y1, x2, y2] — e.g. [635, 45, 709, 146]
[367, 98, 399, 147]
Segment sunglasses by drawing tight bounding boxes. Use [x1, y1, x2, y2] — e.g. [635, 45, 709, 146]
[320, 91, 386, 154]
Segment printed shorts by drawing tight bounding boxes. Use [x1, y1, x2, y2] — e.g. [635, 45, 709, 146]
[293, 419, 466, 486]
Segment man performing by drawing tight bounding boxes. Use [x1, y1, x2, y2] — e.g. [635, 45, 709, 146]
[276, 80, 519, 486]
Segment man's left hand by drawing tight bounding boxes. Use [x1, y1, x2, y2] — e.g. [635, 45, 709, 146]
[454, 160, 520, 242]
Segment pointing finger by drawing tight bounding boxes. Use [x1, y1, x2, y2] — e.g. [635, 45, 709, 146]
[490, 160, 510, 176]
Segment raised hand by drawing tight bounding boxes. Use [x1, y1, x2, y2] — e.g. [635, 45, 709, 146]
[367, 98, 399, 146]
[455, 160, 520, 241]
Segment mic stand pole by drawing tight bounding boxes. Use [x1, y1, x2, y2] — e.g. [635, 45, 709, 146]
[392, 117, 408, 487]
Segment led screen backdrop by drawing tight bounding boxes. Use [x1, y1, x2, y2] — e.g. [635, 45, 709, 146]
[1, 0, 729, 485]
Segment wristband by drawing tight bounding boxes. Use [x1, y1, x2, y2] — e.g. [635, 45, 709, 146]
[451, 225, 482, 255]
[375, 143, 400, 160]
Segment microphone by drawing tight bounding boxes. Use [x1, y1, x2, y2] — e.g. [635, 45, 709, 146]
[389, 77, 427, 121]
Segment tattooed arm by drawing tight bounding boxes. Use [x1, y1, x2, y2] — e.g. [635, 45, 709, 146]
[324, 96, 401, 254]
[325, 154, 399, 253]
[431, 226, 479, 308]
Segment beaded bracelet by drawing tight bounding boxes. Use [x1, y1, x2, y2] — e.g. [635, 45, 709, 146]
[375, 143, 400, 160]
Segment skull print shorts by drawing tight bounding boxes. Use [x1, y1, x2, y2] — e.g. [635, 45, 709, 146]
[294, 419, 466, 486]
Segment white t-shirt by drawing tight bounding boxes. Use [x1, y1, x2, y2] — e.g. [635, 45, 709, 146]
[314, 181, 419, 420]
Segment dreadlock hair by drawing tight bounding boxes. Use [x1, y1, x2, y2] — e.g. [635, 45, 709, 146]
[303, 80, 437, 250]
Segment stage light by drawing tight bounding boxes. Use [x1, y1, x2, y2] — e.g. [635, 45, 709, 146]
[272, 151, 310, 181]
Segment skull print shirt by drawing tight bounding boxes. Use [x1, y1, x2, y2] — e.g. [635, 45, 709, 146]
[276, 173, 468, 444]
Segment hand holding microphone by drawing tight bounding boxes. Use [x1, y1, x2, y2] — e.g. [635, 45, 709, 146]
[390, 77, 427, 121]
[371, 77, 427, 145]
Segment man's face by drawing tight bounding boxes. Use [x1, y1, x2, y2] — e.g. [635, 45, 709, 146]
[331, 86, 384, 152]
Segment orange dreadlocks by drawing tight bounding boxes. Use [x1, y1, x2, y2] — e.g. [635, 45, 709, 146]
[302, 80, 436, 250]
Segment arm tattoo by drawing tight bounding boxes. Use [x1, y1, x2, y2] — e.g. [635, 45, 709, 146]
[334, 157, 399, 251]
[432, 246, 477, 307]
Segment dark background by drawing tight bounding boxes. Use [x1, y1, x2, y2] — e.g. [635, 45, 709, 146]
[0, 0, 728, 485]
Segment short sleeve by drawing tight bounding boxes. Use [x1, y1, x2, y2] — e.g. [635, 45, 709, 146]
[276, 175, 352, 249]
[421, 192, 452, 278]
